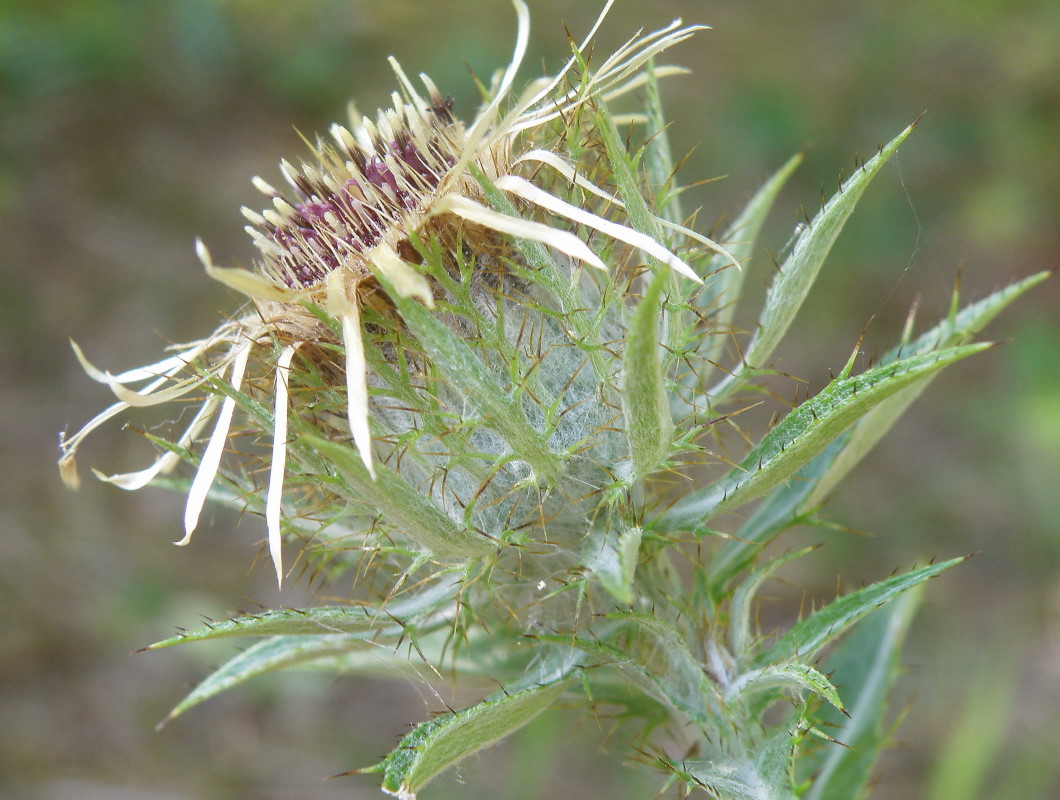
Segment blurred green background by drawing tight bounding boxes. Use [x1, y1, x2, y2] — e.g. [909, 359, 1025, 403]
[1, 1, 1056, 798]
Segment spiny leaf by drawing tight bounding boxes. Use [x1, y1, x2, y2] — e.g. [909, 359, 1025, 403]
[146, 608, 392, 649]
[594, 104, 665, 258]
[146, 577, 461, 648]
[725, 662, 846, 716]
[697, 152, 805, 364]
[159, 635, 363, 726]
[707, 274, 1045, 585]
[362, 678, 571, 798]
[711, 122, 918, 401]
[803, 588, 922, 800]
[755, 557, 965, 667]
[644, 58, 683, 225]
[656, 342, 992, 531]
[802, 270, 1050, 509]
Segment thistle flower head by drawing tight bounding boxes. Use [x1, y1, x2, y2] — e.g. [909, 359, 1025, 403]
[58, 0, 728, 588]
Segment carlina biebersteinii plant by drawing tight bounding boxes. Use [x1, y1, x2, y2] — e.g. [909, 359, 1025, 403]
[58, 2, 1047, 798]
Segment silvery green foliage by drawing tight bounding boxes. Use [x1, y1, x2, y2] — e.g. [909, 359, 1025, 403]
[74, 13, 1045, 800]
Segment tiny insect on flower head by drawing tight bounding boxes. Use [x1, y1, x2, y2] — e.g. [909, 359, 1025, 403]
[59, 0, 735, 587]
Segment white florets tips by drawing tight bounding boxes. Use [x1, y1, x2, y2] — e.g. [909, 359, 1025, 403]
[241, 206, 268, 227]
[252, 175, 280, 197]
[331, 123, 358, 153]
[195, 237, 213, 269]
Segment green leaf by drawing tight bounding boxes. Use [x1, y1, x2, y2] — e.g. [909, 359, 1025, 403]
[146, 608, 390, 649]
[656, 342, 991, 531]
[706, 274, 1044, 585]
[623, 271, 673, 482]
[644, 58, 683, 225]
[586, 525, 642, 606]
[802, 270, 1050, 509]
[159, 635, 362, 726]
[364, 678, 571, 798]
[594, 105, 665, 256]
[373, 268, 562, 484]
[146, 577, 461, 648]
[726, 663, 846, 716]
[697, 152, 804, 366]
[710, 122, 918, 401]
[803, 588, 922, 800]
[308, 433, 494, 558]
[755, 557, 965, 667]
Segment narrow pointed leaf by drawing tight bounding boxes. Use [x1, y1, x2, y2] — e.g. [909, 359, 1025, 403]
[711, 122, 917, 400]
[709, 274, 1045, 585]
[656, 342, 991, 531]
[594, 105, 665, 253]
[726, 663, 845, 715]
[803, 270, 1050, 508]
[623, 272, 673, 481]
[160, 635, 363, 725]
[698, 152, 804, 363]
[755, 557, 965, 667]
[643, 58, 683, 224]
[147, 578, 461, 648]
[803, 588, 922, 800]
[366, 679, 571, 798]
